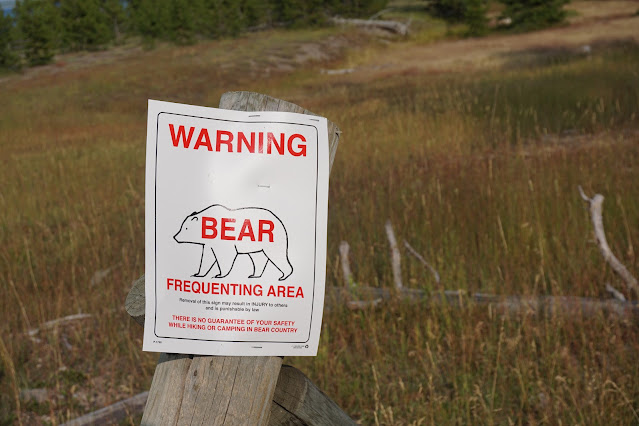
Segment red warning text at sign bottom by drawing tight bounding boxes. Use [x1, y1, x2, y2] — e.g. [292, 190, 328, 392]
[167, 315, 298, 333]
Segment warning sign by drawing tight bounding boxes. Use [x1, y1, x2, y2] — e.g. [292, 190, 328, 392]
[143, 100, 329, 356]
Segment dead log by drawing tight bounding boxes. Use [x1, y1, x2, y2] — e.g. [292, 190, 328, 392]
[330, 17, 408, 36]
[470, 293, 639, 319]
[321, 68, 355, 75]
[329, 287, 639, 319]
[27, 313, 92, 338]
[61, 392, 149, 426]
[346, 298, 383, 310]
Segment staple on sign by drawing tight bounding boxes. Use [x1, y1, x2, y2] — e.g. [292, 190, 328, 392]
[248, 114, 261, 117]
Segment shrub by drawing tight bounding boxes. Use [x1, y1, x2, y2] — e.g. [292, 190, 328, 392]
[0, 10, 20, 68]
[14, 0, 62, 66]
[464, 0, 488, 36]
[429, 0, 488, 36]
[430, 0, 469, 22]
[60, 0, 114, 50]
[500, 0, 570, 31]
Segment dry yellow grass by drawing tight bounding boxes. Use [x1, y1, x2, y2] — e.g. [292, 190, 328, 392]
[1, 2, 638, 424]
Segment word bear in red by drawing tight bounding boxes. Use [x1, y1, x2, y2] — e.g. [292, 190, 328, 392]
[174, 204, 293, 281]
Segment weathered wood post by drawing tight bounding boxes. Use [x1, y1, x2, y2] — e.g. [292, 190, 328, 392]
[127, 91, 344, 425]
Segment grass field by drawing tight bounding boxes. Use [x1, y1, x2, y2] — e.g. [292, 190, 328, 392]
[1, 2, 639, 424]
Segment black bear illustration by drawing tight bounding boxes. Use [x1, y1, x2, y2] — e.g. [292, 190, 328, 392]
[174, 204, 293, 281]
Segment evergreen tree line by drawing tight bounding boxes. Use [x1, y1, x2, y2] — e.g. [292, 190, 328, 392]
[430, 0, 570, 36]
[0, 0, 387, 68]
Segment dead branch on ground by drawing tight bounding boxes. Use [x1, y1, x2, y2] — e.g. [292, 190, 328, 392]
[61, 392, 149, 426]
[27, 313, 92, 338]
[578, 186, 639, 298]
[606, 283, 627, 302]
[330, 17, 409, 36]
[329, 286, 639, 320]
[385, 220, 403, 289]
[339, 241, 355, 288]
[404, 240, 440, 284]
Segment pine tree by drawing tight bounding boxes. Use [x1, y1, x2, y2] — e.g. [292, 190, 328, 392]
[14, 0, 61, 66]
[59, 0, 113, 50]
[465, 0, 488, 36]
[430, 0, 468, 22]
[217, 0, 244, 36]
[0, 10, 19, 68]
[129, 0, 172, 42]
[269, 0, 327, 28]
[240, 0, 271, 29]
[100, 0, 127, 44]
[500, 0, 569, 31]
[330, 0, 388, 18]
[167, 0, 201, 44]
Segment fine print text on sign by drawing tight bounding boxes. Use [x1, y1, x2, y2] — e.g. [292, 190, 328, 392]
[143, 100, 329, 356]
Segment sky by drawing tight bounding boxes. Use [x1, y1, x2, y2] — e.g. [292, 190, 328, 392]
[0, 0, 14, 12]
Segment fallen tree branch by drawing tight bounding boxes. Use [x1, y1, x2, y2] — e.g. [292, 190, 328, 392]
[339, 241, 355, 288]
[329, 286, 639, 319]
[404, 240, 440, 284]
[385, 220, 403, 289]
[346, 298, 384, 310]
[27, 313, 92, 338]
[330, 17, 409, 36]
[578, 186, 639, 298]
[61, 392, 149, 426]
[321, 68, 355, 75]
[606, 283, 627, 302]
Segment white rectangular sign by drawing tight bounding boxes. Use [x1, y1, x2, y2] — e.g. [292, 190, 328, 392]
[143, 100, 329, 356]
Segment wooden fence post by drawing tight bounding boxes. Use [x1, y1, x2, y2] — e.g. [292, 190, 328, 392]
[137, 91, 341, 425]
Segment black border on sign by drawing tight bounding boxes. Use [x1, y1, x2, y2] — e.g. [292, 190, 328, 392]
[153, 111, 321, 344]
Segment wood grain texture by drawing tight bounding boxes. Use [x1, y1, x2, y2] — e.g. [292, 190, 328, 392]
[141, 353, 193, 425]
[174, 356, 283, 425]
[137, 91, 340, 425]
[62, 366, 357, 426]
[270, 365, 356, 426]
[269, 402, 306, 426]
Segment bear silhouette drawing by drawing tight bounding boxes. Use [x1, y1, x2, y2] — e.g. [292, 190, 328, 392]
[173, 204, 293, 281]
